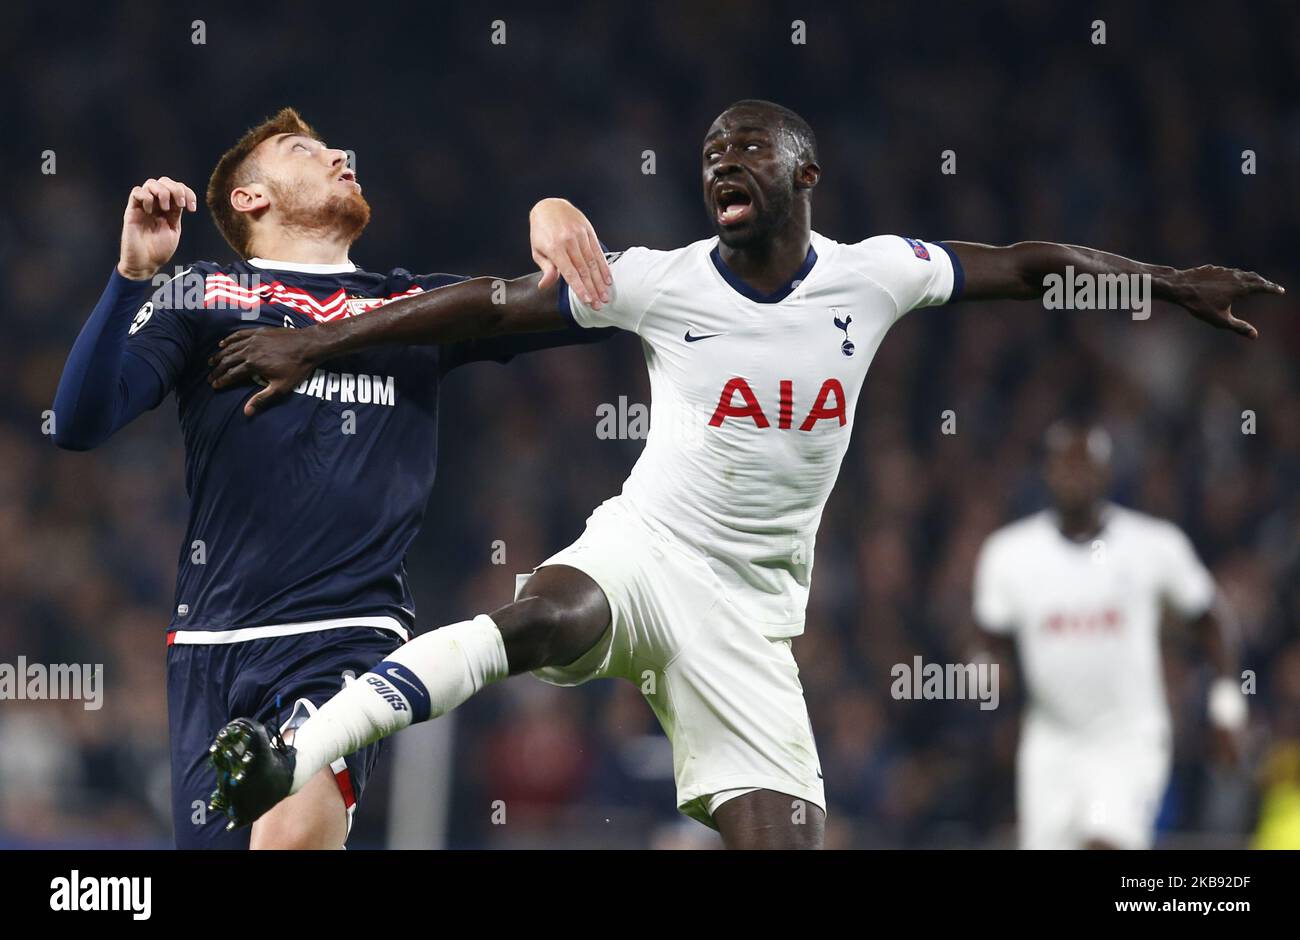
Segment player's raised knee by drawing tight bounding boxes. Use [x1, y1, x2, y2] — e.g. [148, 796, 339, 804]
[497, 570, 610, 672]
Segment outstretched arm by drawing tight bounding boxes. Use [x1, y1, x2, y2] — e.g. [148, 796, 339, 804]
[946, 241, 1284, 338]
[208, 271, 565, 414]
[209, 197, 611, 415]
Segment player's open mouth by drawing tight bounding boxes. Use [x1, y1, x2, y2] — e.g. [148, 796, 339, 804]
[337, 171, 359, 188]
[715, 186, 753, 225]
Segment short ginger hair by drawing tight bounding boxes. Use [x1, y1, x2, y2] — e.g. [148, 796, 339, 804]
[206, 107, 320, 258]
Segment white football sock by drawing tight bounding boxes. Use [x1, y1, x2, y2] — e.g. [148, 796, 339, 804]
[287, 614, 509, 793]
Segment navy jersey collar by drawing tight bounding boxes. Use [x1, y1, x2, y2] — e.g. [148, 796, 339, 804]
[709, 242, 818, 304]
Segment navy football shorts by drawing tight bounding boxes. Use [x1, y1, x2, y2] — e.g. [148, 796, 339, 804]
[166, 624, 404, 849]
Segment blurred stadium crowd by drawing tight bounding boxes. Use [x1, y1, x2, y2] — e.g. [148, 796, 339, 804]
[1, 1, 1297, 848]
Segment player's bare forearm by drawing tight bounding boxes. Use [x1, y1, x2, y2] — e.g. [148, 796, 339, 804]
[208, 272, 563, 414]
[947, 242, 1172, 301]
[946, 240, 1284, 338]
[314, 272, 562, 354]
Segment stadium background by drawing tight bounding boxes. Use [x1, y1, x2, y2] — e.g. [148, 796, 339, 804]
[2, 1, 1297, 848]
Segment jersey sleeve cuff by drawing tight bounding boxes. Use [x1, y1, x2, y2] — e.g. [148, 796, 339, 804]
[556, 278, 582, 328]
[107, 266, 158, 304]
[1175, 591, 1216, 622]
[976, 617, 1014, 636]
[937, 242, 965, 302]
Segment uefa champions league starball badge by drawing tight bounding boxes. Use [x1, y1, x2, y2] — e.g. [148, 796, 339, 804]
[832, 308, 854, 357]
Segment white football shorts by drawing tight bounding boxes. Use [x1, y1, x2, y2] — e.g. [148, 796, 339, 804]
[516, 497, 825, 828]
[1017, 717, 1171, 849]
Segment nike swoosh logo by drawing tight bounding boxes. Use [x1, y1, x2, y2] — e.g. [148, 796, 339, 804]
[684, 330, 725, 343]
[385, 667, 423, 696]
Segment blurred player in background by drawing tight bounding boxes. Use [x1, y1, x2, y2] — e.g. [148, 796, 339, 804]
[50, 108, 612, 849]
[973, 422, 1249, 849]
[204, 100, 1281, 848]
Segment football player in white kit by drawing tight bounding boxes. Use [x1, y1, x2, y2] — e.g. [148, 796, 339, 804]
[974, 423, 1248, 849]
[203, 100, 1281, 847]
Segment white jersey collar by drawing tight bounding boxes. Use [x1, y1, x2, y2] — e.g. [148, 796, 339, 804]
[707, 237, 819, 305]
[247, 257, 357, 274]
[1048, 501, 1118, 543]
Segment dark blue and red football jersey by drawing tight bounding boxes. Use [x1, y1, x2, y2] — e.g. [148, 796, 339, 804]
[121, 258, 605, 637]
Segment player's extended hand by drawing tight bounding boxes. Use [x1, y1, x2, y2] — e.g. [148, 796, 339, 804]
[1167, 265, 1284, 339]
[118, 177, 198, 281]
[208, 328, 325, 416]
[529, 197, 612, 309]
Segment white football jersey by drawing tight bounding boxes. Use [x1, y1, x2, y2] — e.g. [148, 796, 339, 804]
[563, 231, 960, 633]
[973, 504, 1216, 737]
